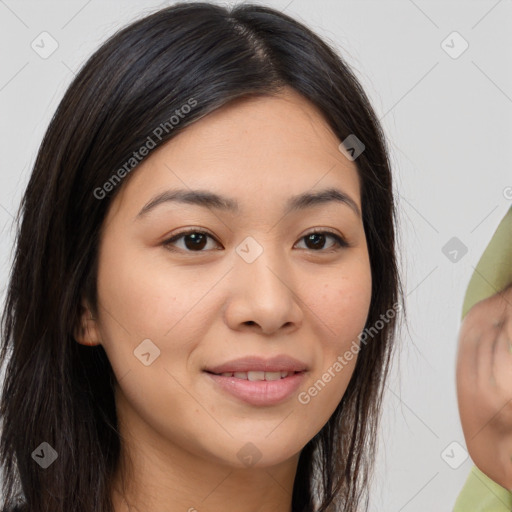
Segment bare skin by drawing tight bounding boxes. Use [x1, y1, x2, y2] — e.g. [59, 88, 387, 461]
[456, 284, 512, 490]
[74, 86, 372, 511]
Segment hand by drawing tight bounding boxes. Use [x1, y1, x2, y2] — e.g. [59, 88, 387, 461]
[456, 284, 512, 490]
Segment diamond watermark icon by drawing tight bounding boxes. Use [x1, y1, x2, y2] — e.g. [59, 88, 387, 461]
[338, 134, 365, 161]
[441, 31, 469, 59]
[236, 236, 263, 263]
[31, 442, 58, 469]
[134, 338, 161, 366]
[237, 442, 262, 467]
[441, 441, 468, 469]
[442, 237, 468, 263]
[31, 31, 59, 59]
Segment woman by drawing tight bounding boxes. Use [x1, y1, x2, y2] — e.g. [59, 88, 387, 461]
[0, 3, 402, 510]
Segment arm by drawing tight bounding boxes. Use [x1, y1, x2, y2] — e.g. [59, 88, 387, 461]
[454, 206, 512, 510]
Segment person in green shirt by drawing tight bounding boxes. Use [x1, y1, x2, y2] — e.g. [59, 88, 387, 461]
[454, 205, 512, 510]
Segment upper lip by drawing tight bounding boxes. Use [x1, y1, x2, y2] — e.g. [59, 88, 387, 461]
[205, 355, 308, 374]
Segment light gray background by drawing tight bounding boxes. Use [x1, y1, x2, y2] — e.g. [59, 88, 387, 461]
[1, 1, 511, 510]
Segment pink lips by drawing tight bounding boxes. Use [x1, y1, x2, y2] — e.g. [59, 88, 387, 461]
[205, 355, 308, 374]
[204, 355, 308, 406]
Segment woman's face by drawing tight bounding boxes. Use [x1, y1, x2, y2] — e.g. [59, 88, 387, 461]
[81, 87, 372, 473]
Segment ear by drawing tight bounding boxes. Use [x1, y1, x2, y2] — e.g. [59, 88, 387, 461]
[74, 299, 101, 346]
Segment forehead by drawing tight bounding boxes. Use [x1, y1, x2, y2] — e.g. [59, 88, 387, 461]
[108, 87, 361, 220]
[178, 87, 345, 158]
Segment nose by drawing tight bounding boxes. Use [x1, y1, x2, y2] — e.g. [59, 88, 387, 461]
[223, 245, 303, 336]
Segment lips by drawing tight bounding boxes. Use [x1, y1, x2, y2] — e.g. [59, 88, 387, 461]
[204, 354, 308, 375]
[203, 355, 308, 406]
[216, 370, 296, 381]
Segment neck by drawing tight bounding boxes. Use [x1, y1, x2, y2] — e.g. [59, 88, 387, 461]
[111, 444, 298, 512]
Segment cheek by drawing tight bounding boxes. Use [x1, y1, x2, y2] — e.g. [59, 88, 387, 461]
[316, 259, 372, 350]
[301, 258, 372, 412]
[96, 237, 217, 340]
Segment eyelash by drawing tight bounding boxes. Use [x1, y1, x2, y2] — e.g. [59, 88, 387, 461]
[162, 228, 349, 254]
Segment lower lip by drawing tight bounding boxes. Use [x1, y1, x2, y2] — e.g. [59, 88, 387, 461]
[205, 371, 306, 406]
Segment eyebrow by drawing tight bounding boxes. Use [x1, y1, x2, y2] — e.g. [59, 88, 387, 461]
[135, 187, 361, 220]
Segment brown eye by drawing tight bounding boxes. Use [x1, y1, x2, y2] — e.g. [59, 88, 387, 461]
[296, 230, 349, 252]
[163, 230, 220, 252]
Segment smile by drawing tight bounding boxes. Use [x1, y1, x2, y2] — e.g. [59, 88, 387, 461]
[211, 370, 299, 380]
[204, 370, 306, 406]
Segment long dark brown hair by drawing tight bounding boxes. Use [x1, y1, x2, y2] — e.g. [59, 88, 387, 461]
[0, 3, 403, 511]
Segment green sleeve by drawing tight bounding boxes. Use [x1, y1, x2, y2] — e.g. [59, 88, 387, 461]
[454, 206, 512, 511]
[461, 205, 512, 318]
[453, 465, 512, 511]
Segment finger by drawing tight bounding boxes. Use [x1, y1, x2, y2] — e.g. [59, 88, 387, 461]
[492, 326, 512, 395]
[475, 322, 501, 387]
[456, 322, 482, 393]
[505, 306, 512, 347]
[456, 309, 490, 380]
[489, 319, 506, 386]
